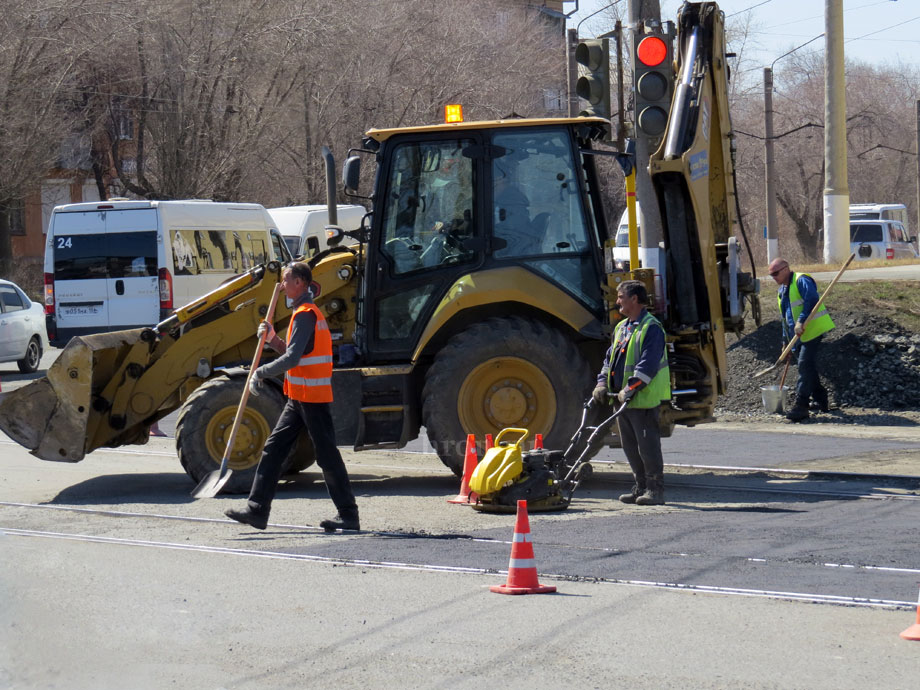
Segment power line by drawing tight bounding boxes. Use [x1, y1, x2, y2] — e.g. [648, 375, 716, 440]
[846, 14, 920, 43]
[764, 1, 894, 31]
[726, 0, 775, 19]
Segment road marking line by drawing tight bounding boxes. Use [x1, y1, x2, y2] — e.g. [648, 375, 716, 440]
[1, 526, 914, 610]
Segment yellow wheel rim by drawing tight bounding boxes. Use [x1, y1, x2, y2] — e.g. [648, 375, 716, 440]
[457, 357, 556, 439]
[204, 406, 271, 471]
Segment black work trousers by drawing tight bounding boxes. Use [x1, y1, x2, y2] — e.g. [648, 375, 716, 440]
[248, 399, 357, 518]
[616, 406, 664, 486]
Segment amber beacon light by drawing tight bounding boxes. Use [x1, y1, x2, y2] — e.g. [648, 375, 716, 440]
[445, 104, 463, 123]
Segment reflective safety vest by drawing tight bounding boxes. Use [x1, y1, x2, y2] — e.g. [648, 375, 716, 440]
[283, 302, 334, 403]
[778, 272, 835, 342]
[607, 311, 671, 409]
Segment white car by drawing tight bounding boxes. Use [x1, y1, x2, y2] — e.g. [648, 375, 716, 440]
[0, 278, 49, 373]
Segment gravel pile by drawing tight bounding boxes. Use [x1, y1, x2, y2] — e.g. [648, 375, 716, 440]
[714, 310, 920, 423]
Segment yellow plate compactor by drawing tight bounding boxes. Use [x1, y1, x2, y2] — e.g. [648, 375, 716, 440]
[468, 400, 628, 513]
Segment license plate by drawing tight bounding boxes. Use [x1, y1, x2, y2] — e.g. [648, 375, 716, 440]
[61, 305, 101, 316]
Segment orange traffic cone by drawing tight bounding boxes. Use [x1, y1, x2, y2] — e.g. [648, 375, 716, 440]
[533, 433, 543, 450]
[485, 434, 493, 451]
[901, 587, 920, 641]
[448, 434, 478, 504]
[491, 500, 556, 595]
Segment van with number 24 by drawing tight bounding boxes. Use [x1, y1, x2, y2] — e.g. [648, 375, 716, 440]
[43, 199, 293, 347]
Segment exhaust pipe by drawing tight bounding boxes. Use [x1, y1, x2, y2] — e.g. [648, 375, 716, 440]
[322, 145, 338, 226]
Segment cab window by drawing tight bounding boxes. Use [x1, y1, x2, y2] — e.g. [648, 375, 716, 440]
[491, 129, 590, 258]
[379, 139, 476, 275]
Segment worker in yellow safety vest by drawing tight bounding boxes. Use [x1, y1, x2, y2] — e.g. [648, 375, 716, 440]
[225, 262, 359, 531]
[592, 280, 671, 505]
[768, 257, 835, 422]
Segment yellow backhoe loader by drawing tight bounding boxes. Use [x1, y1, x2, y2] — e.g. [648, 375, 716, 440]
[0, 2, 759, 494]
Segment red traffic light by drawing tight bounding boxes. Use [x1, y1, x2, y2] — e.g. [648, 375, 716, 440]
[637, 36, 667, 67]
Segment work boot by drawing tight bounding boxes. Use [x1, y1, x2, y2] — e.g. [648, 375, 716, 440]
[786, 396, 810, 422]
[320, 509, 360, 532]
[635, 474, 665, 505]
[618, 483, 646, 504]
[809, 387, 830, 413]
[225, 503, 269, 530]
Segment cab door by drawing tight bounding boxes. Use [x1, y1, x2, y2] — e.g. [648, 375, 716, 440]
[364, 135, 484, 360]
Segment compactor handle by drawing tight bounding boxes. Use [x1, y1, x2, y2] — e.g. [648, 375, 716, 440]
[493, 427, 530, 449]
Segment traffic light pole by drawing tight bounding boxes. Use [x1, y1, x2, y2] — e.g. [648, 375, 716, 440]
[627, 0, 663, 274]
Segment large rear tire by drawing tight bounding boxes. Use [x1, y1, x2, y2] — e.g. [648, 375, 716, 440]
[176, 377, 314, 494]
[422, 317, 592, 475]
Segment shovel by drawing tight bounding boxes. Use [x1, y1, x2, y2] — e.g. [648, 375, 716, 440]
[753, 252, 855, 379]
[191, 283, 283, 498]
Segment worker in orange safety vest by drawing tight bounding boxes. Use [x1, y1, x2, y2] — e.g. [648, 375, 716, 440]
[225, 262, 359, 532]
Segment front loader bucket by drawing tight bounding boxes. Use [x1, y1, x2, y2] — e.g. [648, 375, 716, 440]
[0, 329, 146, 462]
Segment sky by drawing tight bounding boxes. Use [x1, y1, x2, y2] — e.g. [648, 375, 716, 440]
[567, 0, 920, 69]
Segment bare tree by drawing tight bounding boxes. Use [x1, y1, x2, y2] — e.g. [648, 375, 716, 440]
[0, 1, 97, 277]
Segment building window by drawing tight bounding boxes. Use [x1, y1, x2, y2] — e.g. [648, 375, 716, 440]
[111, 99, 135, 140]
[543, 88, 564, 112]
[5, 200, 25, 236]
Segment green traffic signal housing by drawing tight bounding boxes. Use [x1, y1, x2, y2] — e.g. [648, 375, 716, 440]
[632, 26, 675, 144]
[575, 38, 611, 120]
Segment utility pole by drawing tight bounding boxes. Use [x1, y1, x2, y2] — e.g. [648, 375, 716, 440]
[823, 0, 849, 263]
[627, 0, 664, 272]
[764, 67, 778, 264]
[916, 100, 919, 243]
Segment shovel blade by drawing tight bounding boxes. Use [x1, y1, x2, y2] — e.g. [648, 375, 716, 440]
[191, 468, 233, 499]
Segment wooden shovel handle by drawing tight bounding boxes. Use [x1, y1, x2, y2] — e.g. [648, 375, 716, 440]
[217, 283, 284, 470]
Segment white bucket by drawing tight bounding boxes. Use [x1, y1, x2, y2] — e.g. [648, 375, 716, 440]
[760, 385, 789, 414]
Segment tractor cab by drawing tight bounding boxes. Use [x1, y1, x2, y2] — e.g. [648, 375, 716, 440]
[344, 118, 611, 364]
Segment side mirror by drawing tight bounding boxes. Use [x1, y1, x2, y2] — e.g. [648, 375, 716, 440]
[343, 156, 361, 195]
[325, 225, 344, 247]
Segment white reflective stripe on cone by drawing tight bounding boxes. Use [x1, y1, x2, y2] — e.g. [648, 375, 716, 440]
[509, 558, 536, 569]
[512, 533, 532, 542]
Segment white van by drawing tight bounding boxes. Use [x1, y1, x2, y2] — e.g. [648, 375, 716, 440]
[267, 204, 366, 258]
[43, 200, 293, 346]
[849, 203, 915, 254]
[850, 219, 918, 261]
[613, 203, 642, 269]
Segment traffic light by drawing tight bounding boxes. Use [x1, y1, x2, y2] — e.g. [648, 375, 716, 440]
[632, 27, 674, 143]
[575, 38, 611, 120]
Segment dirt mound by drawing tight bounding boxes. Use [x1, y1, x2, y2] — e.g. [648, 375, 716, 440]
[716, 310, 920, 419]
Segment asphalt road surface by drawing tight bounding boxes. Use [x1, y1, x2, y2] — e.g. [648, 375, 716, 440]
[4, 330, 920, 687]
[3, 430, 920, 687]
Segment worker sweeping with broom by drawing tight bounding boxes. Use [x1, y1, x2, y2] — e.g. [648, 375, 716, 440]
[767, 258, 835, 422]
[224, 262, 359, 531]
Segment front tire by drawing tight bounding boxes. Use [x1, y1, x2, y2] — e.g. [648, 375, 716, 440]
[176, 377, 314, 494]
[422, 317, 592, 475]
[17, 336, 42, 373]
